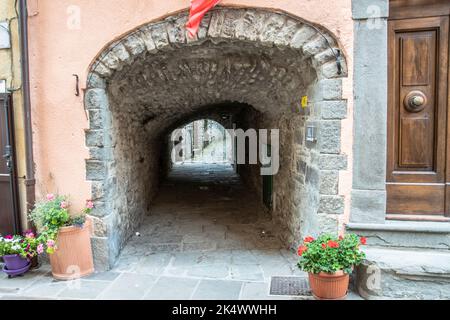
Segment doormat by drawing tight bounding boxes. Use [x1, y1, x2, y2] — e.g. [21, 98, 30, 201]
[269, 276, 311, 296]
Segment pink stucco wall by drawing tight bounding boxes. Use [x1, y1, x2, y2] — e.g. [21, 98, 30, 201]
[27, 0, 353, 221]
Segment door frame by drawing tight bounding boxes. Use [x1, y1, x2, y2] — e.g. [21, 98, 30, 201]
[0, 93, 21, 233]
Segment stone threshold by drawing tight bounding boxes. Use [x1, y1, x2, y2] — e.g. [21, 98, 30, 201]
[355, 247, 450, 299]
[347, 220, 450, 234]
[346, 220, 450, 251]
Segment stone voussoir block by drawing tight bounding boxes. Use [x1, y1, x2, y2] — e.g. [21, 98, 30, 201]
[302, 34, 329, 57]
[273, 18, 300, 47]
[88, 109, 104, 129]
[314, 47, 339, 65]
[91, 181, 105, 201]
[100, 44, 129, 71]
[86, 160, 106, 181]
[137, 26, 158, 53]
[290, 24, 317, 49]
[85, 130, 104, 148]
[90, 201, 106, 218]
[318, 78, 343, 100]
[319, 154, 348, 170]
[259, 14, 286, 44]
[110, 42, 131, 64]
[85, 88, 108, 110]
[320, 100, 347, 119]
[89, 215, 108, 237]
[319, 195, 344, 214]
[89, 147, 105, 160]
[123, 32, 146, 56]
[319, 120, 341, 154]
[166, 16, 188, 46]
[150, 23, 170, 50]
[319, 170, 339, 195]
[208, 9, 226, 38]
[235, 10, 265, 41]
[91, 236, 111, 271]
[86, 72, 106, 89]
[220, 10, 244, 39]
[320, 59, 347, 79]
[91, 61, 112, 78]
[317, 212, 339, 234]
[195, 12, 212, 42]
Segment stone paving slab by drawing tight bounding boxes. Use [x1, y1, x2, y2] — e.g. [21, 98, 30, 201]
[98, 273, 157, 300]
[144, 277, 199, 300]
[58, 280, 110, 299]
[192, 280, 243, 300]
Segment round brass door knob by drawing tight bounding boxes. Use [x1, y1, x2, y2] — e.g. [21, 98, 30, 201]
[404, 91, 427, 112]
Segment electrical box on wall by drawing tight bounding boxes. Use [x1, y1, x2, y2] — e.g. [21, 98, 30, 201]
[0, 21, 11, 49]
[306, 123, 317, 143]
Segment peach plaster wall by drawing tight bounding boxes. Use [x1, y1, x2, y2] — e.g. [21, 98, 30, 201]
[27, 0, 353, 226]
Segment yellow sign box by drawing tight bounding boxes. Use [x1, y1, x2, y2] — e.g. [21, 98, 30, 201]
[301, 96, 308, 108]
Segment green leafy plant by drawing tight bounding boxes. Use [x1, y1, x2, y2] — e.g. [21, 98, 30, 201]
[297, 233, 366, 274]
[0, 231, 40, 259]
[29, 194, 93, 254]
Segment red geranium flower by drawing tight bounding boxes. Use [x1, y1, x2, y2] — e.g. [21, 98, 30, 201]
[304, 236, 314, 243]
[297, 245, 308, 256]
[321, 243, 327, 249]
[360, 237, 367, 245]
[327, 240, 339, 248]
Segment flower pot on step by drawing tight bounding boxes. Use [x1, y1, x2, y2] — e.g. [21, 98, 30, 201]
[308, 270, 349, 300]
[49, 217, 94, 280]
[1, 254, 31, 277]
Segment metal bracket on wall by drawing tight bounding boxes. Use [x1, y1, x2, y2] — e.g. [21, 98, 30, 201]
[73, 74, 80, 96]
[335, 49, 343, 75]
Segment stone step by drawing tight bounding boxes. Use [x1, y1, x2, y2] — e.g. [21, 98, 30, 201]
[355, 247, 450, 299]
[347, 220, 450, 250]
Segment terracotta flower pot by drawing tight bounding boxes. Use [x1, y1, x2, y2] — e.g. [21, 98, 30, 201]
[308, 270, 349, 300]
[49, 217, 94, 280]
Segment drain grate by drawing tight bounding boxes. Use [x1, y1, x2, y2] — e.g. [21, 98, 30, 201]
[269, 276, 311, 296]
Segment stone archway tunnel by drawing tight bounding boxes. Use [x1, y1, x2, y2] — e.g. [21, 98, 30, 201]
[84, 7, 348, 271]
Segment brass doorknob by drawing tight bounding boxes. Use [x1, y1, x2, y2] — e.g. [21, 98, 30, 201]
[411, 95, 424, 107]
[404, 91, 427, 112]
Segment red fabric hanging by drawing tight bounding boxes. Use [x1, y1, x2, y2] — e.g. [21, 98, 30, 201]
[186, 0, 221, 38]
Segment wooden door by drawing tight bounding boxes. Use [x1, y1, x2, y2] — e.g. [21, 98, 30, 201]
[0, 93, 20, 234]
[387, 16, 449, 220]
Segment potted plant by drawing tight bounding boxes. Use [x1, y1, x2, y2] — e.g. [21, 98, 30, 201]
[0, 231, 40, 277]
[297, 233, 366, 300]
[30, 194, 95, 280]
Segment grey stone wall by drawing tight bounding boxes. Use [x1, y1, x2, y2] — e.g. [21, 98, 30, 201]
[84, 7, 348, 269]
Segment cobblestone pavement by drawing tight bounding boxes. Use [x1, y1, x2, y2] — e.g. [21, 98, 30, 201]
[0, 163, 361, 300]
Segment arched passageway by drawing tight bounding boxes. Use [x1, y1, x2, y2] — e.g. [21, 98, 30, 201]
[84, 7, 348, 271]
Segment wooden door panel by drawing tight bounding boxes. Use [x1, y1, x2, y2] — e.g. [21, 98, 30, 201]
[401, 33, 433, 86]
[399, 117, 433, 168]
[387, 16, 449, 216]
[0, 94, 19, 235]
[387, 184, 445, 215]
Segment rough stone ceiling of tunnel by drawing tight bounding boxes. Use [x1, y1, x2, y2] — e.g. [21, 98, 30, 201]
[107, 40, 316, 136]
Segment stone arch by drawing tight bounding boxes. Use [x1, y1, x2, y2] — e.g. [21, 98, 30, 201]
[84, 7, 348, 269]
